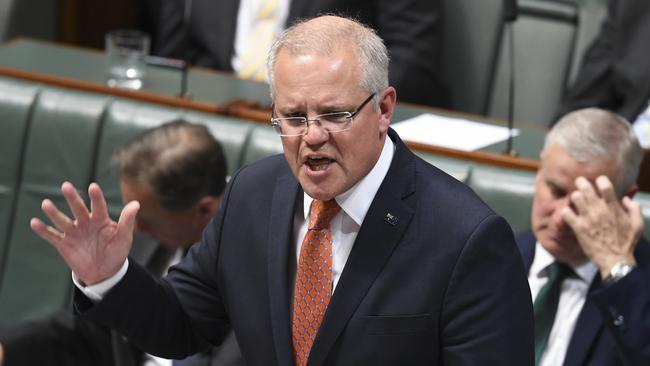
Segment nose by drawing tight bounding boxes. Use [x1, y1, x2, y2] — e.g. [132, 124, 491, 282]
[302, 119, 330, 145]
[549, 196, 571, 229]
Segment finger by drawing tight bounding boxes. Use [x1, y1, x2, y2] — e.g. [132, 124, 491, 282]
[30, 217, 64, 247]
[623, 197, 644, 235]
[575, 176, 598, 202]
[41, 199, 75, 232]
[595, 176, 617, 205]
[88, 183, 109, 222]
[569, 190, 589, 215]
[61, 182, 90, 223]
[561, 206, 580, 231]
[115, 200, 140, 246]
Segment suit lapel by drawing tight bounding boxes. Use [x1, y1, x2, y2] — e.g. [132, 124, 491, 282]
[267, 170, 301, 366]
[308, 131, 416, 366]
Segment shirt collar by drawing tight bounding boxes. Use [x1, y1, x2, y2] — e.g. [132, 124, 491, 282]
[303, 136, 395, 226]
[532, 241, 598, 283]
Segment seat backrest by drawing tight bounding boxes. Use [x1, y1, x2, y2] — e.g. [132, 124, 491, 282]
[418, 153, 472, 183]
[0, 78, 39, 281]
[488, 0, 578, 126]
[240, 125, 284, 167]
[466, 164, 536, 233]
[0, 87, 109, 327]
[441, 0, 505, 116]
[183, 111, 257, 176]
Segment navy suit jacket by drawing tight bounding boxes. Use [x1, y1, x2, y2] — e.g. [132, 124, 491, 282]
[557, 0, 650, 123]
[154, 0, 447, 108]
[517, 231, 650, 366]
[77, 130, 533, 365]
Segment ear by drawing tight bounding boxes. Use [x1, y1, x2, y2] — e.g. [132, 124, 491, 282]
[195, 195, 220, 221]
[378, 87, 397, 134]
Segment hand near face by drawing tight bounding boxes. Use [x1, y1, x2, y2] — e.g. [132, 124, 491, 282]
[561, 176, 643, 277]
[30, 182, 140, 286]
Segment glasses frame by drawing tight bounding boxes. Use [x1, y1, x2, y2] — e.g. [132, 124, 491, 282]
[270, 93, 376, 137]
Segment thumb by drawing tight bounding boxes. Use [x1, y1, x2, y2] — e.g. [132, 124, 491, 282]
[116, 200, 140, 244]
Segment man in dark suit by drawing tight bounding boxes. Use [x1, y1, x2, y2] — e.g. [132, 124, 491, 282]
[30, 16, 532, 365]
[517, 108, 650, 365]
[154, 0, 446, 108]
[0, 121, 244, 366]
[557, 0, 650, 128]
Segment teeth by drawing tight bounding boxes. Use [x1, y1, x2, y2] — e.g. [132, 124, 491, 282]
[306, 157, 331, 171]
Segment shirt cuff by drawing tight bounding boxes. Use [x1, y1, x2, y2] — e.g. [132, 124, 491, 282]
[72, 259, 129, 302]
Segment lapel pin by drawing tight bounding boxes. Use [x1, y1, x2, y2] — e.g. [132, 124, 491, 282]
[384, 213, 399, 226]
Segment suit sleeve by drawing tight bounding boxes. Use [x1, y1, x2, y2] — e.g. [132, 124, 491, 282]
[0, 311, 116, 366]
[590, 262, 650, 366]
[374, 0, 447, 107]
[441, 214, 534, 365]
[555, 0, 619, 123]
[154, 0, 209, 64]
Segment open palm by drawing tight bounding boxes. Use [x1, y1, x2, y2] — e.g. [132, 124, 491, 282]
[30, 182, 140, 285]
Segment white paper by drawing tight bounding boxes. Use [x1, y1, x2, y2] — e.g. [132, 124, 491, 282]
[392, 113, 519, 151]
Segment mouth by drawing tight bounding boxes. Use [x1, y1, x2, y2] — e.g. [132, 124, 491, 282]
[548, 229, 576, 243]
[304, 156, 335, 173]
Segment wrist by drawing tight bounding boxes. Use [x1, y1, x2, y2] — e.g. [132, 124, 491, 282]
[602, 261, 637, 286]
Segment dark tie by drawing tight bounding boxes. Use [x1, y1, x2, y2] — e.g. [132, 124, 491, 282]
[534, 261, 573, 365]
[292, 199, 341, 366]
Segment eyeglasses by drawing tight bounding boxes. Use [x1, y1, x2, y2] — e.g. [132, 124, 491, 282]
[271, 93, 376, 137]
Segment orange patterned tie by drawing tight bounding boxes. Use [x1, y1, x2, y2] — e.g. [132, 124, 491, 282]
[292, 199, 341, 366]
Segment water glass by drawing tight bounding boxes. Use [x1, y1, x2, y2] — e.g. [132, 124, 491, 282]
[105, 30, 150, 90]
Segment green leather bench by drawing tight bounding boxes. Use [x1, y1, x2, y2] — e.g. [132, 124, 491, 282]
[1, 75, 649, 329]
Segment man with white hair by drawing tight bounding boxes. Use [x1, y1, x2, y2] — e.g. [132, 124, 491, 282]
[517, 108, 650, 366]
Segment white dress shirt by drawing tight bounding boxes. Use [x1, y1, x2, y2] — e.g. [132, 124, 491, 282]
[633, 101, 650, 148]
[528, 242, 598, 366]
[231, 0, 290, 78]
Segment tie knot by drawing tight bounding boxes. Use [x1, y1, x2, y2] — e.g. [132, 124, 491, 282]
[547, 261, 573, 282]
[308, 199, 341, 231]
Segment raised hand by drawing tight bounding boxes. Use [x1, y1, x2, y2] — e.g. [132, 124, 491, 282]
[30, 182, 140, 286]
[562, 175, 643, 277]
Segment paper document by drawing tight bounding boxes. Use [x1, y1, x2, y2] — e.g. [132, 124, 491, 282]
[392, 114, 519, 151]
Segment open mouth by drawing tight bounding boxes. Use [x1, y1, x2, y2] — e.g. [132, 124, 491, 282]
[305, 157, 334, 172]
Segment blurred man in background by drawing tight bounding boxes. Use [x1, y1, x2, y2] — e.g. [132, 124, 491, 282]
[0, 120, 244, 366]
[518, 108, 650, 366]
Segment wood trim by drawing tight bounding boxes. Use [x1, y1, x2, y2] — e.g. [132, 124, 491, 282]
[0, 66, 226, 115]
[406, 141, 539, 171]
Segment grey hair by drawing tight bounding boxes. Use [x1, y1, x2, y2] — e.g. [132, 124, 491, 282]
[544, 108, 643, 196]
[266, 15, 389, 108]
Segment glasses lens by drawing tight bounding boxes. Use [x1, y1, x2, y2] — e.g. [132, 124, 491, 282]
[274, 117, 306, 136]
[318, 112, 352, 133]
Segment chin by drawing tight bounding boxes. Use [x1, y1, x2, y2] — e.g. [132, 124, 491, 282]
[300, 180, 335, 201]
[540, 238, 585, 264]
